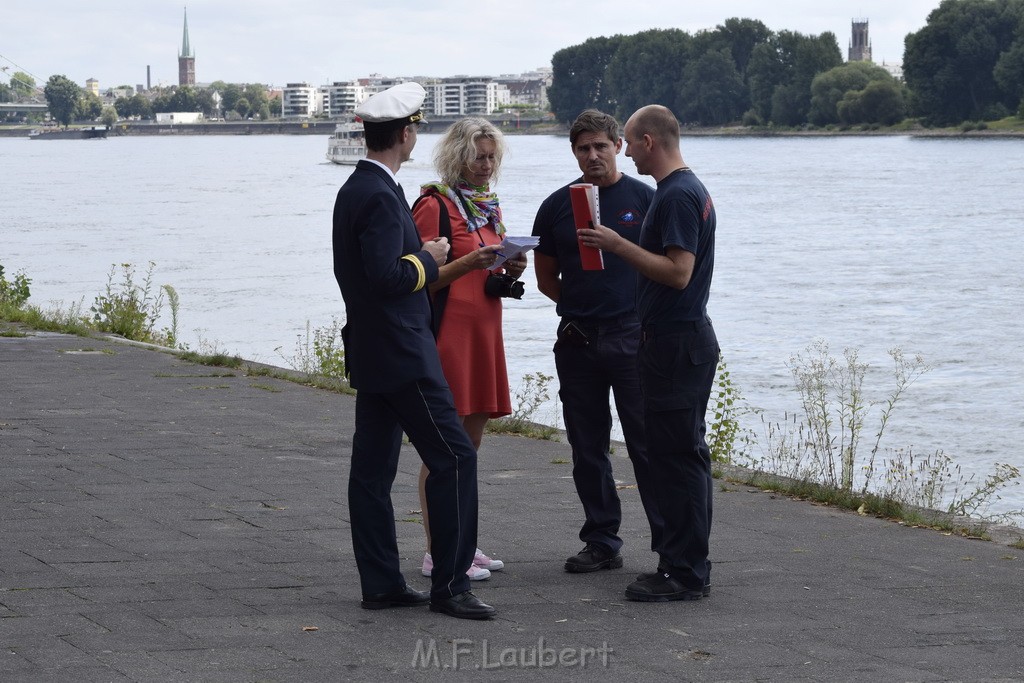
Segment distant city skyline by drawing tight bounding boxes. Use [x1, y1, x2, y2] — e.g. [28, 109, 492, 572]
[3, 1, 939, 90]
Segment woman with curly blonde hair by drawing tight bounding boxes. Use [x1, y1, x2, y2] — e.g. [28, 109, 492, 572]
[412, 117, 527, 581]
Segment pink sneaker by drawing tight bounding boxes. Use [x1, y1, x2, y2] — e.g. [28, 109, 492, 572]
[473, 548, 504, 572]
[422, 553, 491, 580]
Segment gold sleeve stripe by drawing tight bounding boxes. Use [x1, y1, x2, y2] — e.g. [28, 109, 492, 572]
[402, 254, 426, 292]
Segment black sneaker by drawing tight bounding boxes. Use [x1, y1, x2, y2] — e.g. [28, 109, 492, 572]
[625, 572, 703, 602]
[564, 544, 623, 573]
[636, 568, 711, 596]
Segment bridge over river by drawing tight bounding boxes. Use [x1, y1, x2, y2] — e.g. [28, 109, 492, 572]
[0, 102, 47, 114]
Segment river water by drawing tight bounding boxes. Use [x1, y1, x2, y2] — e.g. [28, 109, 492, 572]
[2, 133, 1022, 519]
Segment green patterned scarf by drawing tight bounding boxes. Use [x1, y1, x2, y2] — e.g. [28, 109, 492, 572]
[421, 181, 506, 236]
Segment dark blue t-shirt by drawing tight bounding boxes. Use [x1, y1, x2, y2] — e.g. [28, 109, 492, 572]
[532, 174, 654, 319]
[636, 168, 716, 324]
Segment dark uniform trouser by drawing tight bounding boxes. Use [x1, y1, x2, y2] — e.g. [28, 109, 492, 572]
[638, 317, 718, 591]
[349, 376, 478, 601]
[555, 317, 665, 554]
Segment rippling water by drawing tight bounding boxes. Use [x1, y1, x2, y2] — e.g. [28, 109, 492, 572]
[3, 132, 1022, 517]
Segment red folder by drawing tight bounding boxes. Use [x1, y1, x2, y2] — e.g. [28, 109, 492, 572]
[569, 183, 604, 271]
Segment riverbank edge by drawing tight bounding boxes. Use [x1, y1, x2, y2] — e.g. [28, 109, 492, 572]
[4, 317, 1021, 545]
[3, 121, 1024, 139]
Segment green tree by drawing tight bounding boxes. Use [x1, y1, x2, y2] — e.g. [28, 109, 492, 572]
[43, 74, 82, 128]
[258, 103, 271, 120]
[269, 94, 282, 117]
[770, 83, 808, 126]
[100, 105, 118, 128]
[234, 97, 251, 118]
[0, 82, 11, 103]
[837, 80, 907, 125]
[548, 35, 625, 124]
[678, 47, 748, 125]
[606, 29, 691, 120]
[747, 30, 841, 125]
[809, 61, 898, 125]
[167, 86, 199, 112]
[711, 17, 772, 80]
[11, 71, 36, 97]
[789, 31, 843, 123]
[130, 93, 153, 119]
[904, 0, 1023, 125]
[76, 93, 103, 120]
[218, 83, 244, 113]
[993, 37, 1024, 112]
[195, 89, 218, 117]
[747, 41, 786, 120]
[243, 84, 269, 112]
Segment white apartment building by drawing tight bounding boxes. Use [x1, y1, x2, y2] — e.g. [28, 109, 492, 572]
[320, 81, 369, 118]
[283, 74, 530, 119]
[423, 78, 511, 117]
[281, 83, 323, 119]
[494, 67, 552, 110]
[880, 61, 904, 82]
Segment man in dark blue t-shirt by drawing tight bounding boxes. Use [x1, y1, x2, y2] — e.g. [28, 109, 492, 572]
[532, 110, 664, 575]
[578, 104, 719, 603]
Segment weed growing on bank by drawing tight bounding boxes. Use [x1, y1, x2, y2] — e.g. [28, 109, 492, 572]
[488, 372, 559, 440]
[275, 318, 351, 392]
[740, 340, 1021, 526]
[0, 261, 179, 347]
[0, 264, 31, 310]
[90, 262, 179, 346]
[1, 263, 92, 335]
[708, 354, 756, 463]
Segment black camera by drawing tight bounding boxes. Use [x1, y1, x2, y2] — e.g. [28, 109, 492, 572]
[484, 272, 525, 299]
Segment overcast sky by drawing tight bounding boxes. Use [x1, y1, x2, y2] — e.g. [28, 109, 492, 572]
[3, 1, 940, 90]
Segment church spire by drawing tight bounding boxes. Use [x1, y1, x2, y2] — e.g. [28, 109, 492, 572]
[180, 7, 194, 58]
[177, 7, 196, 86]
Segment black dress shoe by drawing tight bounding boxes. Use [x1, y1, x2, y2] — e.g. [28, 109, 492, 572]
[429, 591, 496, 620]
[564, 543, 623, 573]
[625, 572, 703, 602]
[636, 568, 711, 596]
[361, 585, 430, 610]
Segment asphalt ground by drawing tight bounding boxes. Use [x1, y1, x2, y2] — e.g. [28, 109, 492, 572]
[2, 329, 1023, 682]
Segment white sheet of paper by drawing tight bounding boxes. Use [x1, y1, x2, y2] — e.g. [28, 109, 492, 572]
[489, 235, 540, 270]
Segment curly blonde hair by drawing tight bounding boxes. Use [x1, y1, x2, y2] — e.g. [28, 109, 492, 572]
[432, 117, 505, 187]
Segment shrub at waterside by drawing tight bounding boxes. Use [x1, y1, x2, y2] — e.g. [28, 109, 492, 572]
[1, 261, 178, 346]
[737, 340, 1021, 527]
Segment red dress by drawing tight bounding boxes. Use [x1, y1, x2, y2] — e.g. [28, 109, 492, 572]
[413, 193, 511, 418]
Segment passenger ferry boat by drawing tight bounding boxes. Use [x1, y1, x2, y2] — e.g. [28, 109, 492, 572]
[325, 120, 366, 165]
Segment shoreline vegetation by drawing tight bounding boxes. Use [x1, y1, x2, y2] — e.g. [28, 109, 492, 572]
[3, 262, 1022, 546]
[2, 116, 1024, 139]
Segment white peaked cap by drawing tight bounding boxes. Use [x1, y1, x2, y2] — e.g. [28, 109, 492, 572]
[355, 82, 427, 125]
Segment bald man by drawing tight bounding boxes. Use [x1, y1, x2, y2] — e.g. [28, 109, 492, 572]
[577, 104, 719, 602]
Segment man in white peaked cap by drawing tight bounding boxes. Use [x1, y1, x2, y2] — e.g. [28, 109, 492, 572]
[332, 82, 496, 620]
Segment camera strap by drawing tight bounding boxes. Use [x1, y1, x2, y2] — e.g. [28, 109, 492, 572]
[412, 193, 452, 339]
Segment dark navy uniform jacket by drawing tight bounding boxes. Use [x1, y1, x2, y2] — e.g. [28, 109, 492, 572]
[332, 160, 443, 393]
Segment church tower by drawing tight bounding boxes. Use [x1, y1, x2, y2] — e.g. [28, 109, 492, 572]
[178, 7, 196, 86]
[849, 19, 872, 62]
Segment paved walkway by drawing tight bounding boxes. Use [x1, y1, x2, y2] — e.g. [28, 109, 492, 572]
[2, 329, 1023, 682]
